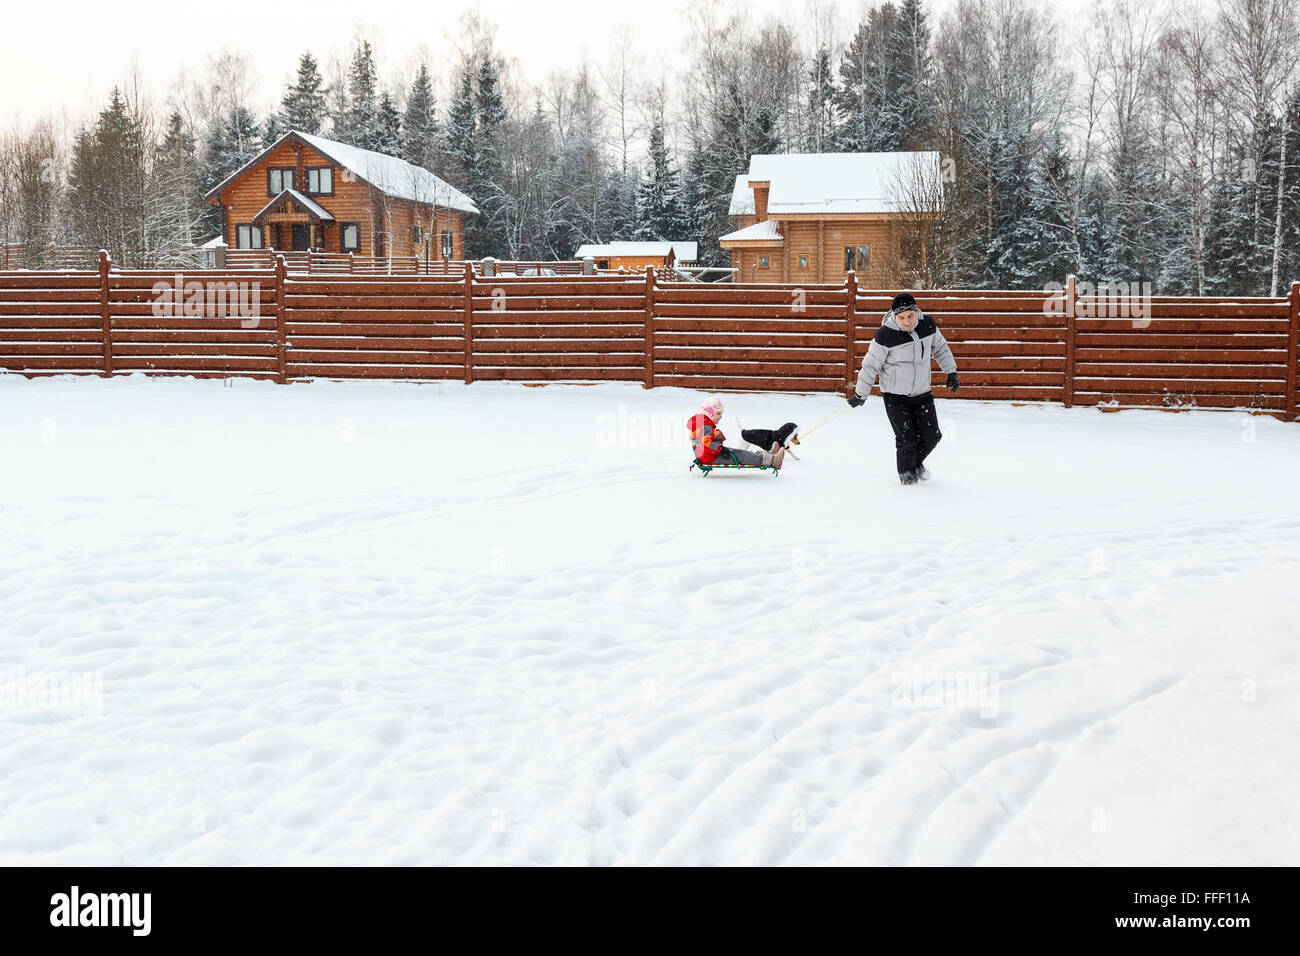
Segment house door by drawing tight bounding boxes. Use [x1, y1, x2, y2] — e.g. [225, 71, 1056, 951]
[291, 224, 310, 251]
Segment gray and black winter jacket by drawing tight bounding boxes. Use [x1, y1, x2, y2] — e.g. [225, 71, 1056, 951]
[854, 307, 958, 399]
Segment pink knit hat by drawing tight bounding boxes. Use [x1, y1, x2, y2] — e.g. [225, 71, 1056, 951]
[701, 396, 724, 422]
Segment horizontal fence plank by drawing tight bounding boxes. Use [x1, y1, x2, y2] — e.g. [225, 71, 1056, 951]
[472, 339, 644, 354]
[1075, 363, 1288, 380]
[472, 323, 644, 340]
[653, 374, 852, 392]
[654, 361, 847, 377]
[467, 311, 646, 325]
[111, 329, 279, 345]
[112, 343, 277, 358]
[469, 367, 644, 381]
[1077, 319, 1290, 333]
[288, 350, 464, 365]
[285, 364, 464, 380]
[1073, 377, 1284, 395]
[285, 295, 465, 309]
[661, 332, 847, 349]
[471, 353, 644, 368]
[0, 342, 103, 356]
[467, 295, 646, 311]
[112, 356, 278, 372]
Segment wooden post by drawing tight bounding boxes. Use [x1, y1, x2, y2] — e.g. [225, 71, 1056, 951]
[644, 266, 656, 388]
[1063, 274, 1078, 408]
[306, 248, 313, 274]
[273, 254, 288, 383]
[844, 270, 857, 393]
[463, 262, 475, 384]
[817, 221, 825, 283]
[98, 250, 112, 375]
[1287, 281, 1299, 421]
[349, 252, 356, 274]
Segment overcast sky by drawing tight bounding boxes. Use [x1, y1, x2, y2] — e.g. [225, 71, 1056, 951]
[0, 0, 927, 125]
[1, 0, 1191, 128]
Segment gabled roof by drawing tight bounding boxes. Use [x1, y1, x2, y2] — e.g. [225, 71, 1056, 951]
[719, 220, 783, 244]
[728, 152, 942, 216]
[253, 188, 334, 223]
[574, 241, 699, 261]
[729, 175, 755, 216]
[204, 130, 479, 215]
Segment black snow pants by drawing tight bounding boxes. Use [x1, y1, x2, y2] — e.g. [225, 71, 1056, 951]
[882, 391, 942, 477]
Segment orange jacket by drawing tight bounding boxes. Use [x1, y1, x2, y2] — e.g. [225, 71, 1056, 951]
[688, 412, 726, 463]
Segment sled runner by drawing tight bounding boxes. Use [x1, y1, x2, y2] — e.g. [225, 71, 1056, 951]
[690, 448, 781, 477]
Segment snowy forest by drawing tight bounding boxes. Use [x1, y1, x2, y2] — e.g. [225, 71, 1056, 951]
[1, 0, 1299, 295]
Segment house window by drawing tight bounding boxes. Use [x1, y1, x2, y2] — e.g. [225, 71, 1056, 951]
[340, 222, 361, 253]
[305, 166, 333, 195]
[413, 225, 424, 243]
[844, 245, 870, 273]
[268, 167, 295, 194]
[235, 224, 263, 249]
[758, 255, 769, 268]
[799, 255, 809, 268]
[441, 231, 453, 258]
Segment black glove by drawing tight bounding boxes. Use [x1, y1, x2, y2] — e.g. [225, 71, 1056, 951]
[946, 373, 960, 393]
[847, 394, 866, 408]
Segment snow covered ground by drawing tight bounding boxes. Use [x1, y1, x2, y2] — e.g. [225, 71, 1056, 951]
[1, 373, 1298, 865]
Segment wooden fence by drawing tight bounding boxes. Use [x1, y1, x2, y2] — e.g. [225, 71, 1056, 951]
[220, 249, 587, 276]
[1, 254, 1297, 419]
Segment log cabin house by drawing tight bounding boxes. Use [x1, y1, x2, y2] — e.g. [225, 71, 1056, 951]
[719, 151, 941, 284]
[573, 241, 699, 272]
[204, 130, 478, 261]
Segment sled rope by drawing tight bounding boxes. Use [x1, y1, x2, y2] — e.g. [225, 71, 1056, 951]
[798, 404, 851, 442]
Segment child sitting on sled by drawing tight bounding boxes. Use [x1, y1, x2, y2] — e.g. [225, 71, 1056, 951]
[688, 397, 786, 469]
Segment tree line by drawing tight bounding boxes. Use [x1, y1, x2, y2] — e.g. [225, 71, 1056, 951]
[0, 0, 1297, 295]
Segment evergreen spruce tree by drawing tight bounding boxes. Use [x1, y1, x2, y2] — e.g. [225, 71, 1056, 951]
[276, 51, 327, 135]
[402, 64, 440, 170]
[891, 0, 935, 149]
[836, 7, 899, 151]
[471, 56, 508, 257]
[634, 122, 687, 241]
[446, 67, 476, 194]
[345, 41, 379, 149]
[200, 106, 262, 236]
[68, 88, 147, 266]
[807, 47, 837, 151]
[375, 90, 402, 156]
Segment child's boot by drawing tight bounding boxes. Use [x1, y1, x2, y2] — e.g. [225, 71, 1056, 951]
[769, 442, 786, 470]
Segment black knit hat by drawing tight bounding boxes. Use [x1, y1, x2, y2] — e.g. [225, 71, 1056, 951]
[890, 293, 919, 312]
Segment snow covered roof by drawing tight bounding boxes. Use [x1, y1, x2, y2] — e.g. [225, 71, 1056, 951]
[728, 152, 942, 216]
[718, 220, 783, 244]
[253, 188, 335, 223]
[729, 175, 754, 216]
[200, 234, 226, 248]
[204, 130, 479, 215]
[574, 241, 699, 261]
